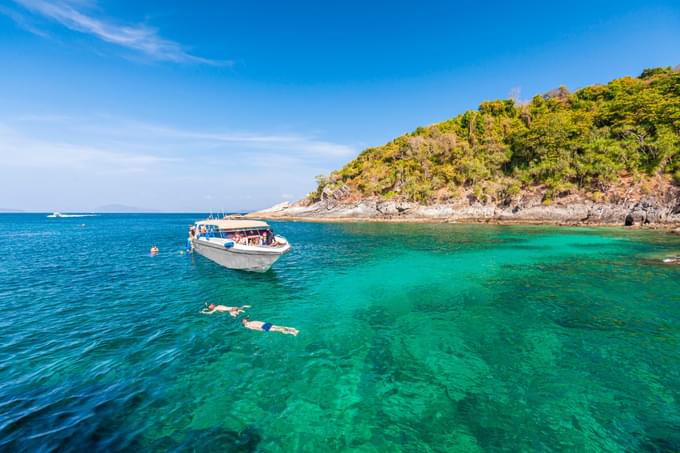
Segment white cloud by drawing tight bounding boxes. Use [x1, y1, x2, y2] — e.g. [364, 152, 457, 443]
[0, 4, 50, 38]
[0, 124, 179, 171]
[0, 115, 355, 211]
[131, 123, 357, 158]
[11, 0, 228, 65]
[14, 115, 357, 159]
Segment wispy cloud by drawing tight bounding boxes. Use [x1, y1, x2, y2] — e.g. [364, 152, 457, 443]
[0, 115, 351, 211]
[11, 0, 228, 65]
[0, 124, 179, 172]
[0, 4, 50, 38]
[14, 115, 357, 159]
[125, 122, 357, 158]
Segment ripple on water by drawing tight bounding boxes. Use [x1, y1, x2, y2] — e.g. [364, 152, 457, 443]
[1, 215, 680, 451]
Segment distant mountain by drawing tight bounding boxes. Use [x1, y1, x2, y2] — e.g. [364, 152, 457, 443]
[0, 208, 23, 212]
[93, 204, 156, 213]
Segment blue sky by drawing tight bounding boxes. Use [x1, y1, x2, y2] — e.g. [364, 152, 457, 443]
[0, 0, 679, 212]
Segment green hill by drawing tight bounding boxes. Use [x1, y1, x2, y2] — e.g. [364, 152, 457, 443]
[312, 67, 680, 206]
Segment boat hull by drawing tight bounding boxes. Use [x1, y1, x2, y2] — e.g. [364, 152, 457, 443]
[192, 238, 288, 272]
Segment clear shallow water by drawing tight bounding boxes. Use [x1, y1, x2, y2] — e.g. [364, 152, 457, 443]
[1, 214, 680, 452]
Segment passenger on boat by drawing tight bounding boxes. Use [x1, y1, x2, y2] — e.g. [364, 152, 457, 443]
[241, 317, 299, 336]
[201, 303, 251, 317]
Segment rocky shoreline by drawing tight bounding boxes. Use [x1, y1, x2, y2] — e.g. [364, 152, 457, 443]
[248, 187, 680, 230]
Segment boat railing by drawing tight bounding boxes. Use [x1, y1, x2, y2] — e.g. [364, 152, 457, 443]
[195, 228, 285, 248]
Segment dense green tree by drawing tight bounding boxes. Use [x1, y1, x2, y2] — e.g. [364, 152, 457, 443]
[313, 68, 680, 204]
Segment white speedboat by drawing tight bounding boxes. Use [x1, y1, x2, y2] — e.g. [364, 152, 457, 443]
[191, 218, 291, 272]
[46, 212, 96, 218]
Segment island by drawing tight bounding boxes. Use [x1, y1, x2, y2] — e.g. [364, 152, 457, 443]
[250, 66, 680, 227]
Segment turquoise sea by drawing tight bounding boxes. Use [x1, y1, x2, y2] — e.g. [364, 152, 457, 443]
[1, 214, 680, 452]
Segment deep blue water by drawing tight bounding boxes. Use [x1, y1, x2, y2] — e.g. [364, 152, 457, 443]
[1, 214, 680, 452]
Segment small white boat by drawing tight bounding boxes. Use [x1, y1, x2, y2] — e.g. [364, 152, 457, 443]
[190, 218, 291, 272]
[46, 212, 96, 218]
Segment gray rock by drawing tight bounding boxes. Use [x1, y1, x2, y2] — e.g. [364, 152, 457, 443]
[321, 184, 350, 202]
[248, 186, 680, 226]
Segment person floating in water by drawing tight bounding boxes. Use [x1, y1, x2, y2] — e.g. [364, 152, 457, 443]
[201, 303, 250, 317]
[150, 245, 159, 255]
[241, 317, 299, 336]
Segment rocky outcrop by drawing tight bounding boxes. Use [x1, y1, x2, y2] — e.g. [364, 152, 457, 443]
[320, 184, 351, 204]
[248, 187, 680, 226]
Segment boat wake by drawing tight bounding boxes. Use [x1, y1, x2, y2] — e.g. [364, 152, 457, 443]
[46, 213, 98, 218]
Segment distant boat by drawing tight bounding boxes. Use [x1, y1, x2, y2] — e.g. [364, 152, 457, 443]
[47, 212, 97, 218]
[191, 218, 291, 272]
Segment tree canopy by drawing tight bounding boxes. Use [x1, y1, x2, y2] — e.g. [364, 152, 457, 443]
[313, 67, 680, 204]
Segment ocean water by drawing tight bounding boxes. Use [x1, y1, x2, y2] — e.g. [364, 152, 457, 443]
[1, 214, 680, 452]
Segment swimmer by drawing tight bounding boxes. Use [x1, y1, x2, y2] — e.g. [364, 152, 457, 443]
[201, 303, 251, 317]
[150, 245, 159, 255]
[241, 316, 299, 336]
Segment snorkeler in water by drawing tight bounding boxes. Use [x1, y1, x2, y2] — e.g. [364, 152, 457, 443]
[201, 303, 250, 317]
[241, 316, 299, 336]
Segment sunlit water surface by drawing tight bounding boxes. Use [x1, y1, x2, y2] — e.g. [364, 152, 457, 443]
[1, 214, 680, 451]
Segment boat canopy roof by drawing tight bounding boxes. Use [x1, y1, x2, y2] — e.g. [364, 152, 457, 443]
[195, 219, 270, 230]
